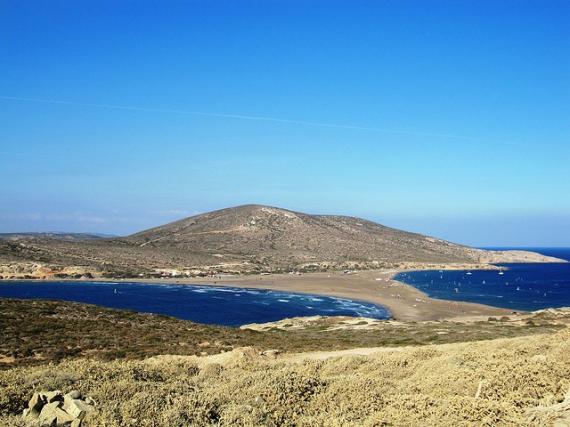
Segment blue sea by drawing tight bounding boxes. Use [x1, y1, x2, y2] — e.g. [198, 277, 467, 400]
[395, 248, 570, 312]
[0, 281, 390, 327]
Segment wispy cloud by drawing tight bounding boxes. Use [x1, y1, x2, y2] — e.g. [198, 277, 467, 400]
[0, 95, 476, 141]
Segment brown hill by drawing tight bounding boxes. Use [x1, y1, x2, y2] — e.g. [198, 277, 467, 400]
[0, 205, 563, 277]
[123, 204, 479, 264]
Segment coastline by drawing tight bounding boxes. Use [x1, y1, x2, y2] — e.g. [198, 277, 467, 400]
[185, 268, 517, 321]
[1, 265, 517, 321]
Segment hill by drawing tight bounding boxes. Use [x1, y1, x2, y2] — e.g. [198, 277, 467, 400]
[0, 205, 563, 278]
[1, 302, 569, 425]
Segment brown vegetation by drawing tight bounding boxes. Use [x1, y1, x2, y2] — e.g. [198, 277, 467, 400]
[1, 299, 568, 370]
[0, 205, 562, 278]
[1, 328, 569, 426]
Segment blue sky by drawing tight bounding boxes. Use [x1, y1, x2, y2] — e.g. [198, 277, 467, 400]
[0, 1, 568, 246]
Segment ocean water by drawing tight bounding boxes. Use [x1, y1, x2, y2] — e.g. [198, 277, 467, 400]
[0, 281, 390, 327]
[395, 248, 570, 312]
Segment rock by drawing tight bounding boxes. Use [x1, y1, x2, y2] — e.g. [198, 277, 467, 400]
[39, 414, 57, 427]
[64, 390, 81, 400]
[54, 407, 75, 424]
[42, 390, 64, 403]
[38, 402, 62, 425]
[63, 398, 93, 420]
[25, 392, 45, 418]
[39, 401, 75, 427]
[23, 389, 94, 426]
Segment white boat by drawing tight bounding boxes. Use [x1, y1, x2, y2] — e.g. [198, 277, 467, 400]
[466, 272, 472, 275]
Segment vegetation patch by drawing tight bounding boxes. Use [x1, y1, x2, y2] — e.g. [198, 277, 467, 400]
[1, 299, 568, 369]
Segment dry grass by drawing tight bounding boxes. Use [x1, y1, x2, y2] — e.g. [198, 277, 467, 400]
[2, 299, 570, 425]
[1, 299, 567, 369]
[1, 329, 569, 426]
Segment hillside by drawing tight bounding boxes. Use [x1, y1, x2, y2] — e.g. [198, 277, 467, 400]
[4, 299, 566, 369]
[0, 205, 563, 278]
[1, 308, 569, 425]
[122, 204, 481, 263]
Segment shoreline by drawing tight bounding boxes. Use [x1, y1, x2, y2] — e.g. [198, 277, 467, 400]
[0, 266, 518, 321]
[184, 269, 517, 321]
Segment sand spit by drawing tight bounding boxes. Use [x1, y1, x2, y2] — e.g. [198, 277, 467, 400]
[0, 267, 519, 321]
[187, 268, 515, 321]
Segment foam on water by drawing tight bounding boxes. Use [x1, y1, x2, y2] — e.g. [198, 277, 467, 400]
[0, 280, 390, 327]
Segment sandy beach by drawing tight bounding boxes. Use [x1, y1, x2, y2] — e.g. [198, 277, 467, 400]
[122, 268, 515, 321]
[0, 266, 519, 321]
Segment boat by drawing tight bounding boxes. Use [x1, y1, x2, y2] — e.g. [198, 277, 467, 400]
[466, 272, 472, 276]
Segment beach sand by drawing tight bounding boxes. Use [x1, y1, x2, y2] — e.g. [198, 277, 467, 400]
[147, 269, 515, 321]
[2, 267, 517, 321]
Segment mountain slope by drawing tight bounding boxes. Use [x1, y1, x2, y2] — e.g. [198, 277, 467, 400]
[0, 205, 563, 277]
[122, 204, 477, 264]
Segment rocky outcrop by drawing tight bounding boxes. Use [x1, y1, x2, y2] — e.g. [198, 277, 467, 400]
[22, 390, 94, 426]
[472, 249, 567, 264]
[0, 262, 99, 280]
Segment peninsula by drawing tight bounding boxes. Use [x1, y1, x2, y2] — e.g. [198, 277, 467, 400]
[0, 204, 562, 281]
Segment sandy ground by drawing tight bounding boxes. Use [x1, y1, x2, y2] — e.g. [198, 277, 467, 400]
[2, 268, 517, 321]
[136, 269, 516, 321]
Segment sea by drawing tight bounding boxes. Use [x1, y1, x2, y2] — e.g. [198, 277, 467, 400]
[395, 248, 570, 312]
[0, 281, 390, 327]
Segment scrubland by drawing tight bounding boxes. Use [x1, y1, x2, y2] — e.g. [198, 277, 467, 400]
[2, 300, 570, 426]
[1, 329, 569, 426]
[1, 299, 566, 368]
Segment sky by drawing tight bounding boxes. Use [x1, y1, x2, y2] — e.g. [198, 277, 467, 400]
[0, 1, 569, 246]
